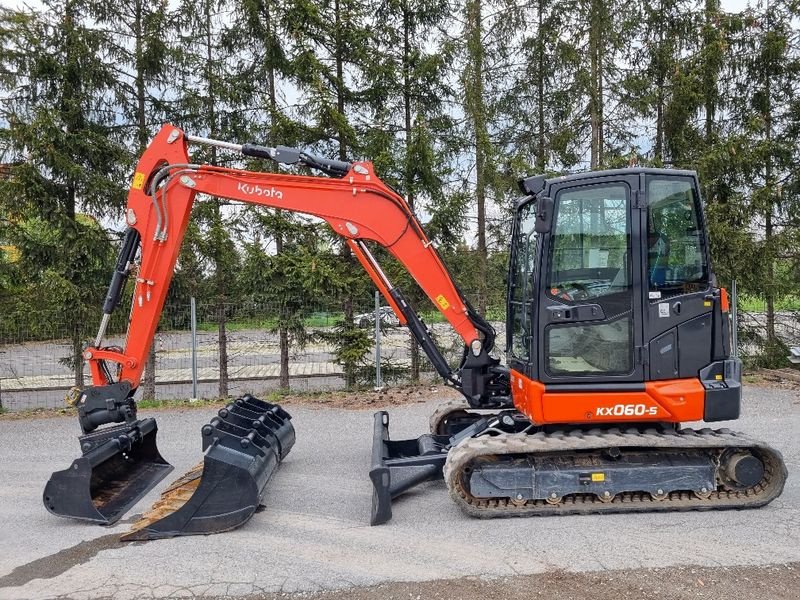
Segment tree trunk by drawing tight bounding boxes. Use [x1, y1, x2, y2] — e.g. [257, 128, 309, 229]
[217, 300, 229, 398]
[135, 0, 156, 401]
[279, 324, 290, 389]
[72, 323, 84, 388]
[589, 0, 600, 169]
[654, 2, 665, 162]
[536, 0, 546, 172]
[466, 0, 488, 315]
[204, 2, 229, 399]
[334, 0, 356, 388]
[275, 233, 290, 389]
[703, 0, 719, 144]
[764, 58, 776, 344]
[142, 346, 156, 400]
[402, 1, 420, 382]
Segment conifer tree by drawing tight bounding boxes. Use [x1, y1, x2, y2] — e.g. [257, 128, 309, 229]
[0, 1, 127, 385]
[92, 0, 171, 400]
[723, 0, 800, 356]
[172, 0, 245, 398]
[285, 0, 376, 387]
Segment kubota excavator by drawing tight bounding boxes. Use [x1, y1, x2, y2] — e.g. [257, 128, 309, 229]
[43, 125, 787, 540]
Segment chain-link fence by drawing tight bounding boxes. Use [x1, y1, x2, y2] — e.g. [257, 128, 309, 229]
[0, 294, 504, 411]
[0, 289, 796, 411]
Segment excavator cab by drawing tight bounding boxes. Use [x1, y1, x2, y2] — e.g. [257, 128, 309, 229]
[508, 169, 738, 423]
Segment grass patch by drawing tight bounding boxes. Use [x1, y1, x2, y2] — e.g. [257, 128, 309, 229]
[196, 311, 346, 332]
[738, 294, 800, 312]
[135, 397, 226, 410]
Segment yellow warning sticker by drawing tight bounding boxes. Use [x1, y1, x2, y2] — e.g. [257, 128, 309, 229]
[436, 294, 450, 310]
[131, 172, 146, 190]
[591, 473, 605, 482]
[715, 374, 723, 380]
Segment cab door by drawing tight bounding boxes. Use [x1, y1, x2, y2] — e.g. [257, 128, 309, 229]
[537, 175, 645, 384]
[643, 174, 714, 380]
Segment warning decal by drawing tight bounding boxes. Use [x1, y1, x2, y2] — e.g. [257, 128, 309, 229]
[131, 172, 146, 190]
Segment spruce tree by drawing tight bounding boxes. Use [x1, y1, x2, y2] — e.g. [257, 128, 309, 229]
[286, 0, 377, 388]
[0, 1, 127, 386]
[365, 0, 452, 381]
[724, 0, 800, 359]
[172, 0, 246, 398]
[92, 0, 171, 400]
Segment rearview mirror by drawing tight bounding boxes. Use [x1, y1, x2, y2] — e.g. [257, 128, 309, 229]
[534, 196, 554, 233]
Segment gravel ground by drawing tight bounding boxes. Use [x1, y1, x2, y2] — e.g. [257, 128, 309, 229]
[0, 385, 797, 599]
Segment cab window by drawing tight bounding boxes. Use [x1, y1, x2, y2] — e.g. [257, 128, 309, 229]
[509, 201, 538, 360]
[547, 185, 630, 302]
[647, 179, 709, 298]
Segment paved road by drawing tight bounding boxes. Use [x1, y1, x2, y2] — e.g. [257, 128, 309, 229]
[0, 386, 797, 599]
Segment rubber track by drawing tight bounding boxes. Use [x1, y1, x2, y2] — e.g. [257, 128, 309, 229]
[428, 399, 471, 434]
[444, 427, 788, 518]
[428, 399, 499, 435]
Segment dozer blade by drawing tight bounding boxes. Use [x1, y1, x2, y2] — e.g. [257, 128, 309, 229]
[43, 418, 174, 525]
[122, 395, 294, 541]
[369, 411, 449, 525]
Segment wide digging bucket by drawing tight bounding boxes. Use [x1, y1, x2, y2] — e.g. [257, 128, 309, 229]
[122, 395, 294, 541]
[43, 418, 174, 525]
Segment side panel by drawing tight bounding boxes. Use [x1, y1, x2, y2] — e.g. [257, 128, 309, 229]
[510, 369, 704, 425]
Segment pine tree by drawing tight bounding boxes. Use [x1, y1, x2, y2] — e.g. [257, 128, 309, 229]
[286, 0, 377, 387]
[92, 0, 171, 400]
[0, 1, 128, 385]
[228, 0, 300, 390]
[502, 0, 584, 172]
[568, 0, 638, 168]
[172, 0, 247, 398]
[364, 0, 452, 381]
[627, 0, 694, 163]
[723, 0, 800, 359]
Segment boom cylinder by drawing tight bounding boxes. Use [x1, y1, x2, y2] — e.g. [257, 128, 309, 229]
[95, 228, 140, 346]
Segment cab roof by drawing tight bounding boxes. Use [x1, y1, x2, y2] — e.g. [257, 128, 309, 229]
[518, 167, 698, 196]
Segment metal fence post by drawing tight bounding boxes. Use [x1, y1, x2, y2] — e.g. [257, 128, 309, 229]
[191, 297, 198, 400]
[374, 291, 382, 390]
[731, 279, 738, 358]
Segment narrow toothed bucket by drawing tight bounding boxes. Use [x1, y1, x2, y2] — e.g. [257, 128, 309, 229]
[122, 396, 294, 541]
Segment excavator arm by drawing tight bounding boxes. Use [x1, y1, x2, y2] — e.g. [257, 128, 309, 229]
[45, 124, 508, 536]
[85, 125, 507, 411]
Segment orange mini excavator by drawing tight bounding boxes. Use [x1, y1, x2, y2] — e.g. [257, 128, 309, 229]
[44, 125, 787, 540]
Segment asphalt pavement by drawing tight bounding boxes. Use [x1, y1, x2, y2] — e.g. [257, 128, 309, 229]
[0, 386, 797, 599]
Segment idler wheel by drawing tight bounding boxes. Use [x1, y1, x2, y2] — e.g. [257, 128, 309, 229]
[724, 452, 764, 488]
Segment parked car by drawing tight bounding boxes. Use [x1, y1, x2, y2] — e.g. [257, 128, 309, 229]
[356, 305, 401, 328]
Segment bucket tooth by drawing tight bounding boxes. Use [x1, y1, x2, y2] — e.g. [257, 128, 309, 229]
[43, 418, 173, 525]
[122, 396, 294, 541]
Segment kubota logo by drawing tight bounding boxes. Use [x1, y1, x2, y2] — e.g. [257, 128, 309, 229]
[596, 404, 659, 417]
[237, 181, 283, 199]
